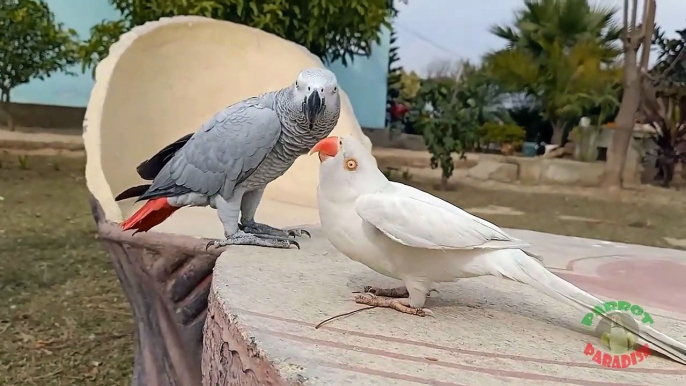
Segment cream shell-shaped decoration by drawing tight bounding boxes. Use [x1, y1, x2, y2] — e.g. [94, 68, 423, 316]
[83, 16, 371, 238]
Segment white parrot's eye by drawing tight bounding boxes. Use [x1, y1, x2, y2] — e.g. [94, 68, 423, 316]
[332, 86, 338, 94]
[344, 158, 358, 171]
[295, 81, 299, 89]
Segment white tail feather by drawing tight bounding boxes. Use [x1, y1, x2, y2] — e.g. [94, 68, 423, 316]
[477, 249, 686, 365]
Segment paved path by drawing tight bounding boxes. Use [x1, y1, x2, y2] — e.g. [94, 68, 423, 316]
[213, 227, 686, 386]
[0, 128, 84, 155]
[0, 128, 82, 144]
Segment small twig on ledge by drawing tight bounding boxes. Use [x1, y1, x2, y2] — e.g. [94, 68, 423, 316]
[314, 306, 377, 329]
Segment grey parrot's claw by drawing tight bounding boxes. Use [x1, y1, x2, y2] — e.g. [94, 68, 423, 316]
[288, 229, 311, 238]
[242, 221, 310, 240]
[205, 230, 299, 249]
[205, 240, 220, 251]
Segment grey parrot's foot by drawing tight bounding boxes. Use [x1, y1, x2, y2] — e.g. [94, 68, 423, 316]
[205, 230, 299, 250]
[361, 286, 439, 298]
[354, 293, 434, 317]
[240, 221, 311, 239]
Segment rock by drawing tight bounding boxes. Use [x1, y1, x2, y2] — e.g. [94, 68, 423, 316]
[543, 146, 566, 158]
[500, 143, 514, 156]
[517, 158, 544, 184]
[468, 160, 518, 182]
[558, 215, 604, 223]
[563, 141, 576, 155]
[540, 159, 604, 186]
[664, 237, 686, 248]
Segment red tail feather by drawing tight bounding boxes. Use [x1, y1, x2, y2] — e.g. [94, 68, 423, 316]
[119, 198, 180, 232]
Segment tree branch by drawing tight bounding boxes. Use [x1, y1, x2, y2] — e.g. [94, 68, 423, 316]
[623, 0, 629, 41]
[638, 0, 656, 71]
[639, 0, 649, 37]
[630, 0, 639, 31]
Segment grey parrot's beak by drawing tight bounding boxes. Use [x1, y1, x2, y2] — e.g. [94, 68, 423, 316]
[306, 91, 323, 122]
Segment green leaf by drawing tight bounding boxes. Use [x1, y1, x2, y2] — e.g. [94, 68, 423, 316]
[0, 0, 81, 93]
[74, 0, 396, 71]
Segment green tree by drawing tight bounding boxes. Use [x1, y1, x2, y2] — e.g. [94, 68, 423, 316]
[414, 78, 481, 190]
[486, 39, 621, 145]
[80, 0, 401, 75]
[490, 0, 621, 59]
[410, 63, 505, 189]
[387, 28, 402, 98]
[398, 70, 422, 101]
[488, 0, 622, 145]
[651, 26, 686, 102]
[386, 26, 404, 135]
[458, 62, 511, 127]
[639, 25, 686, 187]
[0, 0, 80, 130]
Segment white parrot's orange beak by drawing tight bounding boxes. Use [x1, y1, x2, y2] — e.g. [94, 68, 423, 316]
[309, 136, 340, 162]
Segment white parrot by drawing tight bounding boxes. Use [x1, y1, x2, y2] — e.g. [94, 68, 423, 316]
[309, 135, 686, 365]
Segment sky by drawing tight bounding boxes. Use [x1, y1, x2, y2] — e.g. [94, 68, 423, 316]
[393, 0, 685, 76]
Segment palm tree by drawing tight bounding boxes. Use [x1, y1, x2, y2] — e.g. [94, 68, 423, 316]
[486, 0, 623, 145]
[490, 0, 622, 59]
[485, 39, 622, 144]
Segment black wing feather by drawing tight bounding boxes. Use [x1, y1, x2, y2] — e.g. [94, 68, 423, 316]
[136, 133, 193, 180]
[114, 184, 152, 201]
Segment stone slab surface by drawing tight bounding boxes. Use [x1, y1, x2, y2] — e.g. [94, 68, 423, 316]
[212, 227, 686, 386]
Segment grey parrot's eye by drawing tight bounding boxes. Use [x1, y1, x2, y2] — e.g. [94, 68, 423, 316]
[344, 158, 358, 171]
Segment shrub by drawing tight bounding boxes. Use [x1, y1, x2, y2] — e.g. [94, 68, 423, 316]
[480, 122, 526, 145]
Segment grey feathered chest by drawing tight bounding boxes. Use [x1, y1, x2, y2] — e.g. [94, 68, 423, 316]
[239, 124, 335, 190]
[237, 87, 339, 191]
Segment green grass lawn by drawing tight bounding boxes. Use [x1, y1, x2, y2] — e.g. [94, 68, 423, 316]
[1, 153, 684, 385]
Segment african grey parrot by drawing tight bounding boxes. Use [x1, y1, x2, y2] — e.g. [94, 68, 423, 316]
[309, 135, 686, 365]
[115, 68, 340, 249]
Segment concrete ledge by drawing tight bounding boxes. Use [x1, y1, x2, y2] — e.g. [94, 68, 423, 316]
[371, 146, 646, 188]
[206, 227, 686, 385]
[0, 102, 85, 129]
[465, 154, 607, 186]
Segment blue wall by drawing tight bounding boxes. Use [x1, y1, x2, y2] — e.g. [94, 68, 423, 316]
[328, 27, 391, 129]
[11, 0, 389, 129]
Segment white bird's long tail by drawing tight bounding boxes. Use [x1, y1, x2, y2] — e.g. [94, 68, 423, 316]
[478, 248, 686, 365]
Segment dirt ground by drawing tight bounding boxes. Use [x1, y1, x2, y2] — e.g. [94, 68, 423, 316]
[1, 152, 686, 385]
[0, 154, 132, 386]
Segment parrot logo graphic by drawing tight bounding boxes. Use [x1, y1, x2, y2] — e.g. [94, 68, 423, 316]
[598, 313, 637, 354]
[581, 301, 653, 369]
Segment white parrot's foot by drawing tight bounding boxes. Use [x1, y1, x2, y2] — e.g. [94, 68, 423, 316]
[240, 220, 311, 238]
[363, 286, 410, 298]
[362, 286, 439, 298]
[205, 230, 299, 250]
[354, 293, 434, 317]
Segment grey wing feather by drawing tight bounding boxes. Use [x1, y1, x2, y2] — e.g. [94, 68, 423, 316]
[139, 100, 281, 201]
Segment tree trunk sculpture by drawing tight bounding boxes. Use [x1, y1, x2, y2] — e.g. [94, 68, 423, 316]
[89, 194, 220, 386]
[90, 195, 293, 385]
